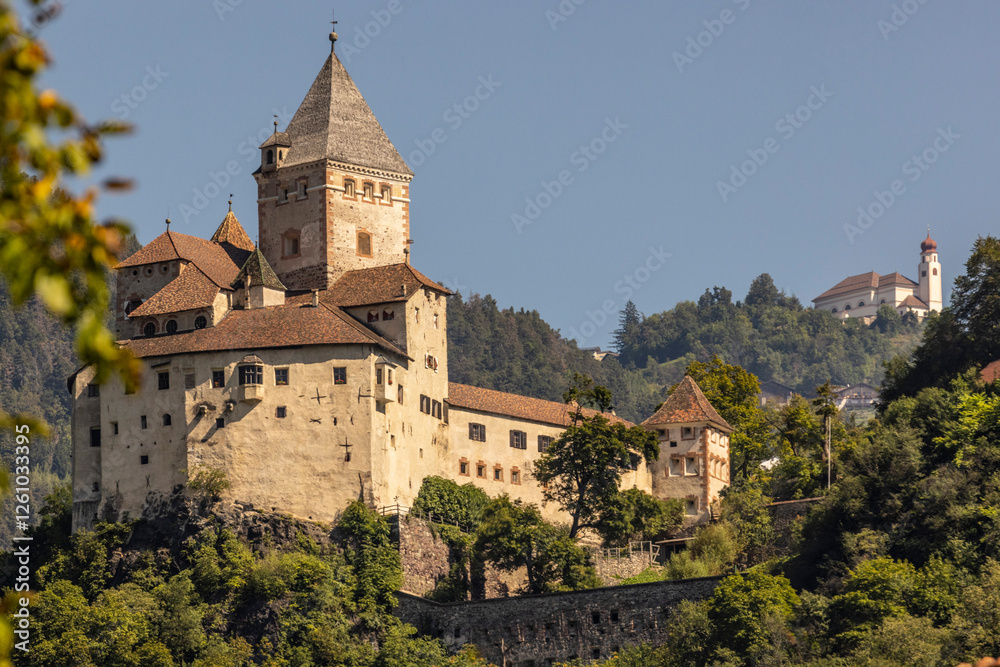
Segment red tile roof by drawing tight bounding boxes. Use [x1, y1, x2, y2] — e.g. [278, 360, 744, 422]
[210, 211, 255, 252]
[877, 272, 918, 289]
[128, 266, 219, 318]
[117, 231, 240, 289]
[447, 382, 634, 428]
[898, 294, 929, 309]
[121, 302, 407, 359]
[813, 272, 880, 302]
[328, 263, 452, 308]
[982, 360, 1000, 384]
[642, 376, 733, 433]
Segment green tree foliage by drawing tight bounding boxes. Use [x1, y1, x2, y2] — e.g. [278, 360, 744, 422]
[337, 501, 403, 615]
[0, 0, 140, 438]
[473, 495, 599, 595]
[532, 376, 659, 538]
[683, 356, 773, 482]
[612, 300, 641, 361]
[744, 273, 780, 307]
[593, 488, 683, 546]
[707, 571, 800, 657]
[411, 475, 490, 527]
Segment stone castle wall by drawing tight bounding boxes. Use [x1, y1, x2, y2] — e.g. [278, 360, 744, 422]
[395, 576, 721, 666]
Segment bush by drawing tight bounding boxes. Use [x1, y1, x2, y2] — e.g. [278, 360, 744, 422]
[412, 475, 490, 527]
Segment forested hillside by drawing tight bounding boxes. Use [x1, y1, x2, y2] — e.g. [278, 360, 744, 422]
[447, 274, 924, 424]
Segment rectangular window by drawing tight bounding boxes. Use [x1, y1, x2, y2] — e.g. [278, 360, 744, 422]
[87, 384, 100, 398]
[420, 395, 431, 415]
[216, 417, 225, 429]
[363, 182, 374, 199]
[276, 406, 287, 418]
[398, 385, 404, 404]
[469, 423, 486, 442]
[686, 457, 698, 475]
[275, 368, 289, 386]
[538, 435, 553, 452]
[333, 367, 347, 385]
[629, 453, 640, 471]
[112, 422, 118, 435]
[140, 415, 147, 430]
[511, 469, 521, 485]
[184, 373, 196, 389]
[380, 185, 392, 202]
[90, 428, 101, 448]
[670, 458, 682, 477]
[669, 441, 678, 449]
[239, 365, 263, 386]
[510, 430, 527, 450]
[376, 368, 383, 385]
[682, 426, 694, 440]
[158, 371, 170, 390]
[344, 179, 355, 197]
[140, 455, 149, 465]
[432, 400, 442, 419]
[477, 463, 487, 478]
[494, 467, 503, 481]
[459, 461, 469, 476]
[299, 181, 307, 198]
[212, 370, 225, 388]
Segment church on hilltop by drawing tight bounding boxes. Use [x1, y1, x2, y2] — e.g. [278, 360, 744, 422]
[812, 233, 942, 321]
[69, 30, 733, 533]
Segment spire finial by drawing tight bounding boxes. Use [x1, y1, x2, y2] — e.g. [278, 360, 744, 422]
[330, 9, 338, 51]
[165, 217, 171, 229]
[273, 115, 278, 134]
[228, 194, 233, 212]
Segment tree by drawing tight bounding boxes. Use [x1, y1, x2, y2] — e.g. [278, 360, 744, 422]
[337, 501, 403, 614]
[612, 300, 641, 364]
[532, 375, 659, 538]
[593, 488, 683, 546]
[707, 571, 799, 657]
[953, 235, 1000, 362]
[473, 496, 598, 594]
[684, 356, 773, 483]
[0, 1, 140, 438]
[411, 475, 489, 527]
[813, 381, 839, 488]
[745, 273, 780, 307]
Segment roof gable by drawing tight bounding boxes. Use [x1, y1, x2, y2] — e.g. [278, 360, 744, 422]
[642, 376, 733, 433]
[328, 263, 451, 308]
[283, 52, 412, 175]
[129, 265, 219, 318]
[117, 231, 240, 289]
[813, 271, 880, 302]
[232, 248, 287, 291]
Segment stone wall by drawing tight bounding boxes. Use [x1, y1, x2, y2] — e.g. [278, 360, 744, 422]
[392, 514, 526, 599]
[591, 548, 659, 586]
[768, 498, 821, 556]
[395, 576, 722, 666]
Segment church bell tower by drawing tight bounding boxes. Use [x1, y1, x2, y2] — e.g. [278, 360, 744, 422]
[918, 232, 942, 312]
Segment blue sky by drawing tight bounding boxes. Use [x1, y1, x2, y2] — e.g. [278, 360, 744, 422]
[28, 1, 1000, 348]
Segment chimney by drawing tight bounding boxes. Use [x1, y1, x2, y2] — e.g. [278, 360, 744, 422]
[312, 290, 319, 308]
[401, 284, 407, 297]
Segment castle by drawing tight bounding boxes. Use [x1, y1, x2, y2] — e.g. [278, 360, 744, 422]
[69, 32, 732, 533]
[812, 233, 942, 321]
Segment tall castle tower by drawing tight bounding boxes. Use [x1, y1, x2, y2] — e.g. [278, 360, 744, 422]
[253, 30, 414, 291]
[918, 232, 942, 312]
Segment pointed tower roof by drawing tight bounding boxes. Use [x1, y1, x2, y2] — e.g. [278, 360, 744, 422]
[282, 51, 412, 175]
[231, 247, 287, 292]
[211, 208, 255, 252]
[642, 376, 733, 433]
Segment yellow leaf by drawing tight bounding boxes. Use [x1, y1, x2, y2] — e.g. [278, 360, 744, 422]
[34, 272, 74, 315]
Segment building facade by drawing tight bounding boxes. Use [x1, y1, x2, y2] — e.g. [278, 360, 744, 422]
[812, 233, 942, 321]
[70, 33, 732, 533]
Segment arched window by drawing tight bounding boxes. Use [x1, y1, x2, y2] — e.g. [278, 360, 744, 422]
[162, 414, 172, 426]
[367, 309, 379, 323]
[357, 231, 372, 257]
[880, 299, 886, 305]
[195, 316, 207, 330]
[844, 304, 852, 311]
[831, 308, 838, 313]
[143, 322, 156, 337]
[858, 301, 865, 307]
[125, 299, 143, 316]
[933, 268, 938, 276]
[266, 149, 274, 165]
[166, 320, 178, 334]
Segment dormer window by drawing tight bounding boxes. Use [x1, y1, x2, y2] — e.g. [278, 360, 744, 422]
[266, 149, 274, 165]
